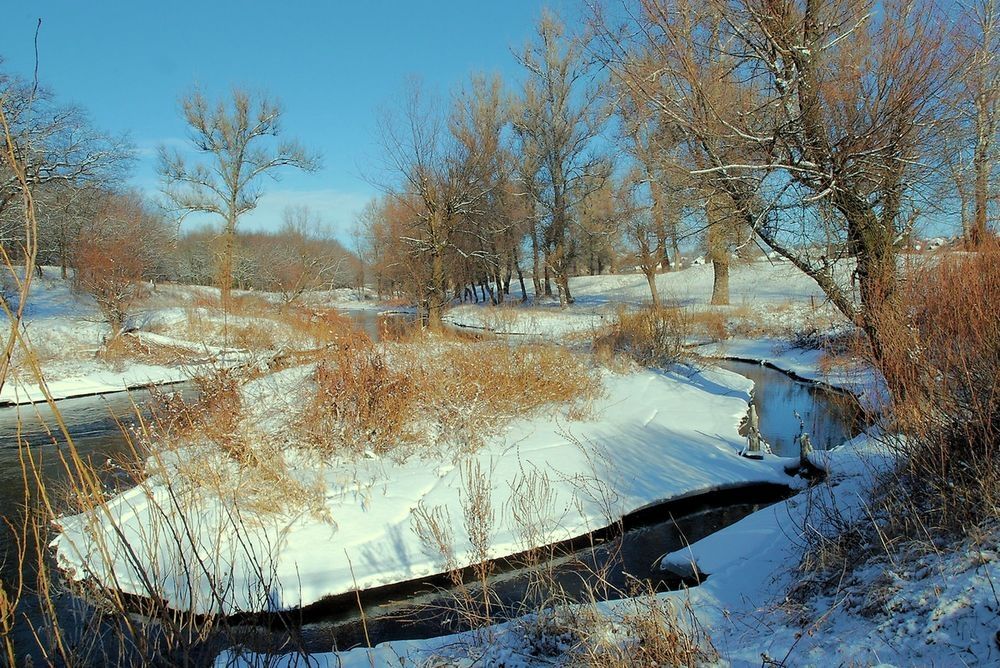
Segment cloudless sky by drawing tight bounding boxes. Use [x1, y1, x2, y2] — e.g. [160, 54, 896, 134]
[0, 1, 576, 240]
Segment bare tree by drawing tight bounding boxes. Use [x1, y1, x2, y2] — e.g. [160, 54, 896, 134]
[514, 11, 611, 306]
[597, 0, 951, 352]
[954, 0, 999, 246]
[158, 88, 319, 308]
[264, 205, 349, 304]
[373, 79, 499, 327]
[0, 67, 132, 268]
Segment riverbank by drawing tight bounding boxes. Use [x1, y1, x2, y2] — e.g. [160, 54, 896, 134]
[221, 350, 998, 668]
[52, 359, 800, 616]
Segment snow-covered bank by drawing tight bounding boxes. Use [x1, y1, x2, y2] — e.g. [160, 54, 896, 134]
[696, 337, 888, 412]
[0, 364, 190, 406]
[226, 431, 998, 667]
[444, 261, 848, 340]
[52, 363, 797, 616]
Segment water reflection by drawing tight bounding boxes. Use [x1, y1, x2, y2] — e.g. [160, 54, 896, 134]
[714, 359, 863, 456]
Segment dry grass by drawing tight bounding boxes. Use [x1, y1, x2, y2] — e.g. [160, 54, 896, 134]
[791, 243, 1000, 625]
[303, 333, 598, 457]
[166, 299, 357, 354]
[687, 309, 729, 341]
[593, 305, 688, 369]
[580, 592, 718, 667]
[412, 462, 718, 667]
[866, 242, 1000, 537]
[95, 332, 200, 369]
[303, 332, 419, 455]
[140, 368, 325, 517]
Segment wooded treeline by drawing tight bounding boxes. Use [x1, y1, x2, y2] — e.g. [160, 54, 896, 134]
[358, 0, 997, 338]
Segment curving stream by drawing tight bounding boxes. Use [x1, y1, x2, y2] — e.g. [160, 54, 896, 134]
[0, 320, 861, 661]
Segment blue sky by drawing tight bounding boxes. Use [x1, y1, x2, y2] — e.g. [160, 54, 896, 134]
[0, 1, 573, 241]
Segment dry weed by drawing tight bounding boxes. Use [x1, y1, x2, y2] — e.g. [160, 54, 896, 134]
[593, 305, 688, 369]
[95, 332, 198, 369]
[867, 242, 1000, 537]
[303, 335, 598, 457]
[687, 309, 729, 341]
[303, 332, 419, 456]
[580, 593, 717, 667]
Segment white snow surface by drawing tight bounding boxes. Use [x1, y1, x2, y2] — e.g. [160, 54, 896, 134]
[223, 433, 999, 668]
[444, 261, 848, 339]
[51, 364, 795, 616]
[220, 337, 996, 668]
[0, 270, 240, 405]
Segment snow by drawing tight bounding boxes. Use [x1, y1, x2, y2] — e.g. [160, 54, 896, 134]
[0, 271, 251, 406]
[220, 325, 994, 668]
[51, 363, 796, 617]
[445, 261, 848, 340]
[224, 433, 998, 668]
[27, 259, 993, 666]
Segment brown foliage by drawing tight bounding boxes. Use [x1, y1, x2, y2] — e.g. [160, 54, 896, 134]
[304, 335, 597, 456]
[73, 192, 158, 334]
[594, 305, 688, 368]
[868, 244, 1000, 534]
[305, 333, 418, 455]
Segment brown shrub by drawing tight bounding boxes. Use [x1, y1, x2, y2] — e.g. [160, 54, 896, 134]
[230, 322, 278, 351]
[95, 332, 198, 369]
[865, 244, 1000, 536]
[303, 332, 418, 455]
[277, 307, 355, 347]
[304, 336, 597, 457]
[427, 342, 597, 450]
[593, 306, 688, 368]
[688, 310, 729, 341]
[149, 368, 255, 466]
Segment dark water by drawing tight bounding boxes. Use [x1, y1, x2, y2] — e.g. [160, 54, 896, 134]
[714, 359, 864, 457]
[0, 384, 200, 663]
[233, 485, 791, 654]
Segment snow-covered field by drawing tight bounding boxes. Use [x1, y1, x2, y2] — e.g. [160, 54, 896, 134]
[445, 261, 849, 339]
[220, 368, 998, 668]
[13, 261, 995, 667]
[243, 430, 997, 667]
[1, 271, 240, 405]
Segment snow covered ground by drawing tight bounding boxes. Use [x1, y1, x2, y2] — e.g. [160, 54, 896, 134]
[51, 362, 799, 617]
[1, 271, 206, 405]
[445, 261, 849, 340]
[240, 431, 997, 667]
[220, 368, 997, 668]
[1, 271, 329, 406]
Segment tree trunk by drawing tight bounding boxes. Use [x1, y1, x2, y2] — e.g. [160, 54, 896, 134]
[219, 224, 236, 309]
[644, 269, 661, 307]
[556, 270, 573, 306]
[710, 255, 729, 305]
[531, 222, 543, 298]
[427, 247, 446, 330]
[971, 138, 991, 247]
